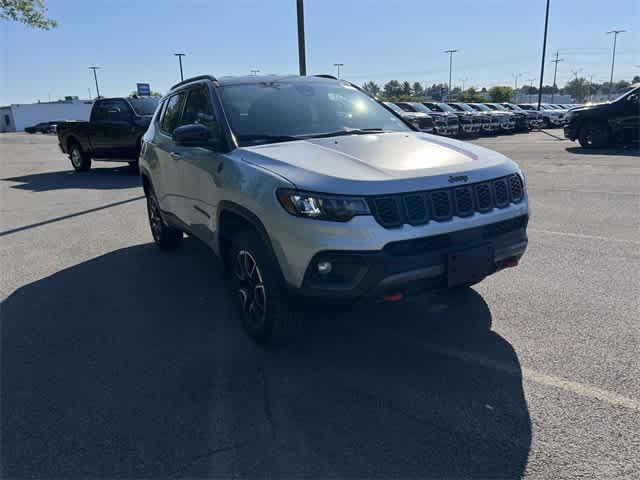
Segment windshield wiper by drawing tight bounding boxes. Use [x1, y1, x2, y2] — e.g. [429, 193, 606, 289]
[302, 128, 389, 139]
[236, 134, 301, 145]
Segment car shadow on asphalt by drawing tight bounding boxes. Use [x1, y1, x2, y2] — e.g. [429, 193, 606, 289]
[2, 166, 140, 192]
[565, 145, 640, 156]
[1, 238, 531, 478]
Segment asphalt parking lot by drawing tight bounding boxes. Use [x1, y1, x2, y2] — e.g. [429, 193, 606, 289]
[1, 131, 639, 478]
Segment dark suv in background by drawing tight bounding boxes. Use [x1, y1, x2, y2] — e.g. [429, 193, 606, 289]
[394, 102, 459, 136]
[564, 84, 639, 148]
[422, 102, 482, 136]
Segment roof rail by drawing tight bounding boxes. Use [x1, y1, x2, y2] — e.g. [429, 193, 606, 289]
[170, 75, 217, 91]
[313, 74, 338, 80]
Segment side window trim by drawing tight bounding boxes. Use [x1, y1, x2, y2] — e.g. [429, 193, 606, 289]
[159, 92, 187, 136]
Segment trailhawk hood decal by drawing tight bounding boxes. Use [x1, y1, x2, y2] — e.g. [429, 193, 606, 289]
[240, 132, 519, 195]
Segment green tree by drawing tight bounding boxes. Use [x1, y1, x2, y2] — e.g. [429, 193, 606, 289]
[488, 86, 514, 102]
[362, 81, 380, 97]
[383, 80, 401, 98]
[632, 75, 640, 84]
[1, 0, 57, 29]
[412, 82, 424, 97]
[562, 78, 590, 103]
[458, 87, 484, 103]
[401, 81, 412, 96]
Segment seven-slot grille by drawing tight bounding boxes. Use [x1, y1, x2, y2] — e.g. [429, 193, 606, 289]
[369, 174, 524, 228]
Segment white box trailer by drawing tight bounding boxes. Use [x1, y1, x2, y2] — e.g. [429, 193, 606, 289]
[0, 99, 93, 132]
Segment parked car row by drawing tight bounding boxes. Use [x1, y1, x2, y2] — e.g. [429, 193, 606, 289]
[25, 121, 58, 134]
[383, 101, 546, 138]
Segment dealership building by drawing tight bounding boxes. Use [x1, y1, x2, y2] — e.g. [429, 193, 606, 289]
[0, 97, 94, 132]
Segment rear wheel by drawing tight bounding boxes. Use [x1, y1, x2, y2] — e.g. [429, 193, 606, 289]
[69, 143, 91, 171]
[229, 229, 300, 346]
[146, 188, 183, 251]
[578, 122, 611, 148]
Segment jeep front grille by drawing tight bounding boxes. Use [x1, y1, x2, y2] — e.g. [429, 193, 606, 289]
[368, 174, 524, 228]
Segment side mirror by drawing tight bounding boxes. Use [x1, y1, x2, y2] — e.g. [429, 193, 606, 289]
[172, 124, 211, 146]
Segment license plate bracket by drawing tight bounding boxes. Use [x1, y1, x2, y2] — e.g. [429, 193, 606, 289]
[447, 245, 493, 287]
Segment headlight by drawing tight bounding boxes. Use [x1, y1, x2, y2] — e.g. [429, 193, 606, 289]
[277, 189, 371, 221]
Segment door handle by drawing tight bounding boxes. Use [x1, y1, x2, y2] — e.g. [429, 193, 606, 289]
[170, 152, 182, 160]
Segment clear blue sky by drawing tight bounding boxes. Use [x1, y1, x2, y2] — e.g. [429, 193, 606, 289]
[1, 0, 638, 104]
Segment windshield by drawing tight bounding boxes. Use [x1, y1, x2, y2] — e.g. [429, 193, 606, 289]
[505, 103, 524, 112]
[451, 103, 474, 112]
[490, 103, 508, 111]
[408, 102, 433, 113]
[612, 85, 639, 102]
[384, 102, 405, 114]
[127, 97, 160, 115]
[436, 103, 456, 112]
[220, 81, 409, 145]
[484, 104, 498, 110]
[471, 103, 491, 112]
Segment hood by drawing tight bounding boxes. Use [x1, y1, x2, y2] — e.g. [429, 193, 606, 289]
[239, 132, 519, 195]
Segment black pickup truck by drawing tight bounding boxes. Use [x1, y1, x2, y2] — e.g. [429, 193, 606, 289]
[57, 97, 160, 171]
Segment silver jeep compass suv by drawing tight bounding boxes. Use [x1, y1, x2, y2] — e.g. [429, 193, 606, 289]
[140, 74, 529, 344]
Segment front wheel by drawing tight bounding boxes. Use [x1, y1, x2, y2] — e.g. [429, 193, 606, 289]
[578, 122, 611, 148]
[69, 143, 91, 171]
[229, 229, 300, 346]
[146, 189, 183, 251]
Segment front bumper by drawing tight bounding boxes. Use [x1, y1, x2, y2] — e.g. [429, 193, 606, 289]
[460, 123, 482, 134]
[295, 215, 528, 299]
[564, 122, 579, 140]
[434, 123, 459, 136]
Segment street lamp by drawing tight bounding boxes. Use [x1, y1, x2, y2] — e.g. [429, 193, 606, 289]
[333, 63, 344, 79]
[606, 30, 625, 99]
[444, 49, 457, 101]
[459, 76, 469, 92]
[250, 69, 260, 76]
[513, 73, 522, 101]
[174, 53, 186, 82]
[527, 77, 536, 102]
[88, 66, 101, 98]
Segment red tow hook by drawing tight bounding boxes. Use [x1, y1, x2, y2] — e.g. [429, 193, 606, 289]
[383, 292, 404, 302]
[502, 257, 519, 268]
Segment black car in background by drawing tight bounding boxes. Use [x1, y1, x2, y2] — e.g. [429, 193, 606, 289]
[56, 96, 160, 171]
[25, 121, 57, 134]
[422, 102, 482, 136]
[501, 103, 543, 129]
[564, 84, 640, 147]
[394, 102, 459, 136]
[384, 102, 434, 133]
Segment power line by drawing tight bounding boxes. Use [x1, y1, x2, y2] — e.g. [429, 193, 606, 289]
[550, 50, 565, 103]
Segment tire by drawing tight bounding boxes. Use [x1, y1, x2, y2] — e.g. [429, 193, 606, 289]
[578, 122, 611, 148]
[146, 188, 183, 251]
[542, 117, 551, 129]
[229, 229, 300, 346]
[69, 142, 91, 171]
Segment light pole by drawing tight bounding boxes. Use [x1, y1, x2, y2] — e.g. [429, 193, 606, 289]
[333, 63, 344, 79]
[444, 49, 457, 101]
[250, 69, 260, 76]
[606, 30, 625, 99]
[296, 0, 306, 75]
[174, 53, 186, 81]
[550, 50, 564, 103]
[513, 73, 522, 101]
[88, 66, 101, 98]
[459, 76, 469, 92]
[537, 0, 551, 110]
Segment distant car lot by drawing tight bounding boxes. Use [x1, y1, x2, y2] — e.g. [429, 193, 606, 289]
[1, 131, 638, 478]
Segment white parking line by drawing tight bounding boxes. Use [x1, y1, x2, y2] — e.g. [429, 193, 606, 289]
[529, 228, 640, 245]
[384, 331, 640, 411]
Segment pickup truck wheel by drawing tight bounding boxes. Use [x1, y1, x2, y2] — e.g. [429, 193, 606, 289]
[578, 122, 611, 148]
[230, 229, 299, 346]
[146, 189, 183, 251]
[69, 143, 91, 171]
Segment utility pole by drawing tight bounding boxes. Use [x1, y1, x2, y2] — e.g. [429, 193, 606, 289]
[174, 53, 186, 81]
[537, 0, 551, 110]
[250, 69, 260, 76]
[527, 77, 536, 103]
[296, 0, 307, 76]
[571, 69, 582, 103]
[444, 49, 457, 101]
[589, 75, 594, 103]
[606, 30, 625, 99]
[89, 66, 101, 98]
[333, 63, 344, 79]
[550, 50, 564, 103]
